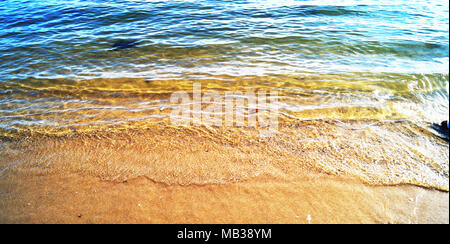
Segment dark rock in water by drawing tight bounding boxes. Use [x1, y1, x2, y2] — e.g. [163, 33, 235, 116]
[431, 120, 449, 141]
[110, 40, 138, 50]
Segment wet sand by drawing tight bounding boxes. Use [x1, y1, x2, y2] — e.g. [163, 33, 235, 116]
[0, 120, 448, 224]
[0, 173, 448, 224]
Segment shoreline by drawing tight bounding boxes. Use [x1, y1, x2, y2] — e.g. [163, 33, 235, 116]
[1, 172, 448, 224]
[1, 120, 448, 223]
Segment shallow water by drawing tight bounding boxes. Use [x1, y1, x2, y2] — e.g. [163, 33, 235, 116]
[0, 0, 448, 133]
[0, 1, 449, 191]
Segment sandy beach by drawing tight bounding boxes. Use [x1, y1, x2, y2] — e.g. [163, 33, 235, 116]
[1, 121, 448, 224]
[1, 171, 448, 224]
[1, 0, 449, 226]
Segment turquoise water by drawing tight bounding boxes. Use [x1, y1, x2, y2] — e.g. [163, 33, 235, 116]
[0, 0, 448, 133]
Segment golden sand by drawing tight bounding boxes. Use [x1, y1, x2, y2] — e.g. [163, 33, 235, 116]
[1, 173, 448, 224]
[0, 120, 448, 223]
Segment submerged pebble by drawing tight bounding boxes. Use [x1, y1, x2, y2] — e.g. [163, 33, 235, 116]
[110, 40, 139, 50]
[431, 120, 449, 141]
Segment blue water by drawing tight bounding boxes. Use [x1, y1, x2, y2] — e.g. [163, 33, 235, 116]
[1, 0, 448, 78]
[0, 0, 448, 133]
